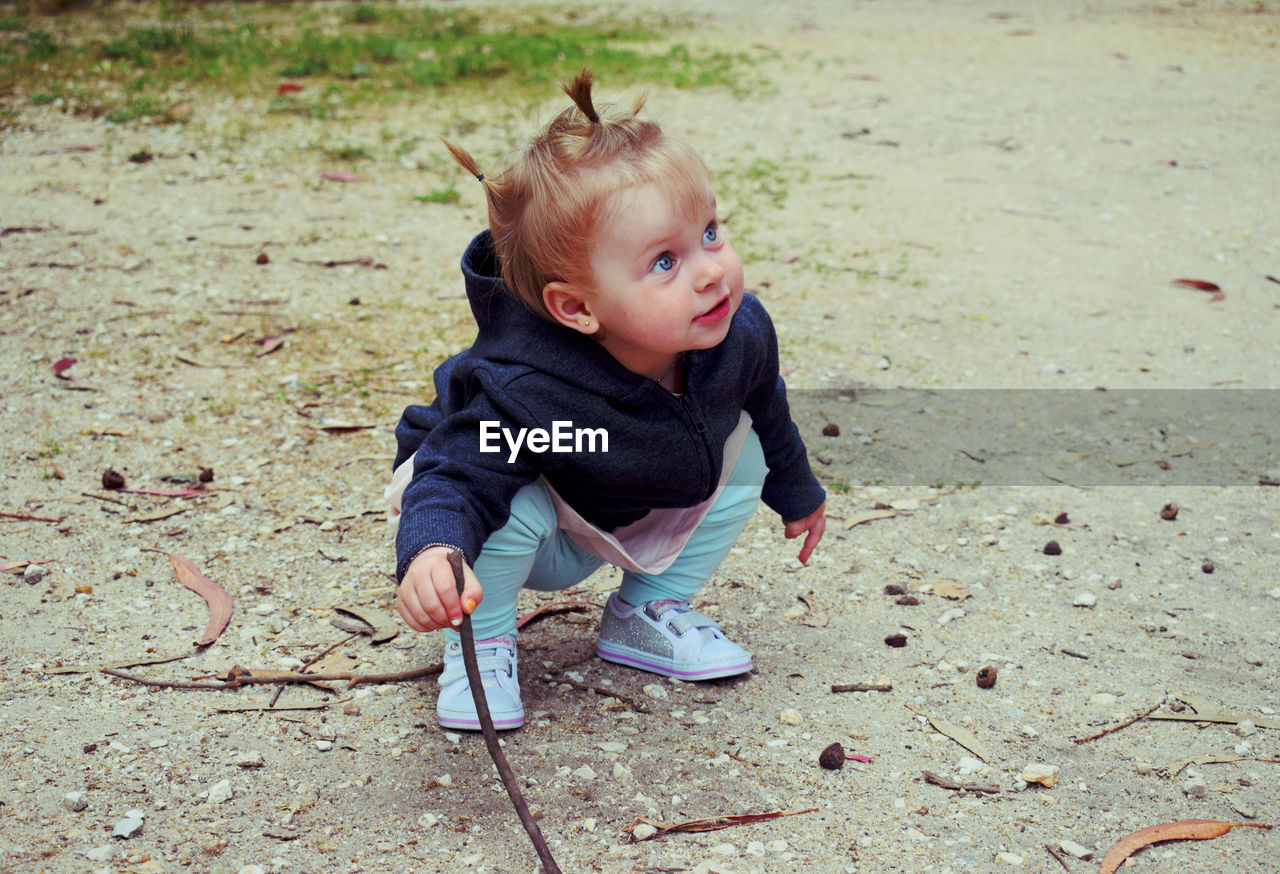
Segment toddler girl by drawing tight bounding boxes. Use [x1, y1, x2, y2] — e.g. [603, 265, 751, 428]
[389, 70, 826, 730]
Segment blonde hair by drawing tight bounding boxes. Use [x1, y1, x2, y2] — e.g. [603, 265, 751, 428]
[443, 69, 713, 320]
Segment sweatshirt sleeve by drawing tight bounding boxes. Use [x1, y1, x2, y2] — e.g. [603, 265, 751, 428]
[739, 299, 826, 522]
[393, 372, 542, 580]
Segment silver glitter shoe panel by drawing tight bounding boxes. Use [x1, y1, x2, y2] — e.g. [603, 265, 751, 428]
[600, 609, 675, 658]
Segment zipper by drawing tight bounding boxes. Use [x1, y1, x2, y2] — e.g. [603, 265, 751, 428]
[679, 394, 706, 433]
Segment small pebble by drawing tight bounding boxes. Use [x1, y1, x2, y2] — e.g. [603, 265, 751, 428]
[996, 852, 1024, 865]
[884, 633, 908, 648]
[936, 607, 965, 625]
[61, 790, 88, 812]
[573, 765, 597, 780]
[975, 665, 997, 688]
[632, 823, 658, 841]
[1182, 779, 1208, 798]
[1073, 592, 1097, 608]
[1059, 840, 1093, 860]
[884, 584, 906, 595]
[895, 595, 919, 606]
[1021, 763, 1060, 787]
[643, 684, 668, 700]
[778, 708, 803, 725]
[1054, 512, 1070, 524]
[1233, 720, 1257, 737]
[23, 564, 48, 585]
[112, 814, 144, 839]
[206, 779, 233, 804]
[315, 740, 333, 752]
[822, 423, 840, 437]
[1042, 540, 1062, 556]
[233, 751, 264, 768]
[1201, 560, 1215, 574]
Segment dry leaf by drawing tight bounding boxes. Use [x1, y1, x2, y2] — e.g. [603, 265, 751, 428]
[1172, 278, 1225, 301]
[52, 357, 76, 378]
[255, 336, 286, 357]
[930, 581, 971, 601]
[0, 558, 53, 573]
[629, 808, 817, 841]
[515, 600, 594, 630]
[797, 592, 829, 627]
[1099, 820, 1271, 874]
[908, 706, 992, 762]
[843, 509, 899, 530]
[333, 605, 399, 644]
[168, 554, 233, 646]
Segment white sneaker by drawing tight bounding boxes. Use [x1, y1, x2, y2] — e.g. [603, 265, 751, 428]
[596, 594, 753, 680]
[437, 636, 524, 731]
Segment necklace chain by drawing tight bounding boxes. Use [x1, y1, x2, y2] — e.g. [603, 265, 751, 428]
[656, 353, 684, 389]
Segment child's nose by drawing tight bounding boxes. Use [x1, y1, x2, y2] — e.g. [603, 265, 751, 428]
[695, 254, 725, 290]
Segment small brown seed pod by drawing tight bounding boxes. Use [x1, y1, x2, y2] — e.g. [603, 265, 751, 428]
[976, 665, 998, 689]
[1043, 540, 1062, 556]
[1160, 503, 1179, 521]
[884, 633, 908, 648]
[822, 423, 840, 437]
[819, 742, 846, 770]
[101, 468, 125, 490]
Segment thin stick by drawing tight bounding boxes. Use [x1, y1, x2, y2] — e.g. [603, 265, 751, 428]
[269, 631, 361, 708]
[1044, 843, 1072, 872]
[448, 550, 561, 874]
[1074, 696, 1166, 744]
[102, 663, 444, 690]
[831, 682, 893, 693]
[0, 510, 65, 523]
[539, 674, 651, 713]
[922, 770, 1000, 794]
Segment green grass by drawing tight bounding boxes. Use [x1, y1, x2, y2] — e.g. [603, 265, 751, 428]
[1, 4, 744, 124]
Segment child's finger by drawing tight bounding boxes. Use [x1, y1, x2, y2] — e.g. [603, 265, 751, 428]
[396, 583, 436, 632]
[460, 563, 484, 615]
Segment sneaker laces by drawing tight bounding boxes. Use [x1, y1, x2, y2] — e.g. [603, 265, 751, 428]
[441, 637, 515, 685]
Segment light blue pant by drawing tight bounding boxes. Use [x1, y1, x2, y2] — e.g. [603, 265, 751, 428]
[449, 429, 767, 642]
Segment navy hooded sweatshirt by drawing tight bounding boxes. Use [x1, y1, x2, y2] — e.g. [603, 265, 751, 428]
[393, 230, 825, 580]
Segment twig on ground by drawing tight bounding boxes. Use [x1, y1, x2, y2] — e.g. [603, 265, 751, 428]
[102, 663, 444, 690]
[628, 808, 818, 841]
[539, 673, 651, 714]
[1074, 696, 1166, 744]
[448, 549, 561, 874]
[831, 682, 893, 693]
[1059, 649, 1090, 660]
[1, 510, 65, 523]
[1045, 843, 1072, 871]
[921, 770, 1001, 794]
[269, 631, 362, 708]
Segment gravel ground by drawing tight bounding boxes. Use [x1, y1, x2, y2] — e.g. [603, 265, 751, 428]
[2, 1, 1278, 872]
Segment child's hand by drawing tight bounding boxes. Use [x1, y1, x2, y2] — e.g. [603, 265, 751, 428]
[396, 546, 484, 632]
[784, 501, 826, 564]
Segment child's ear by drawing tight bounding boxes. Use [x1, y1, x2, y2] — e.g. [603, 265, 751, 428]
[542, 281, 599, 335]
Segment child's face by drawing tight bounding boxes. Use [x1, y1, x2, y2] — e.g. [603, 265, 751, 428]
[582, 182, 744, 379]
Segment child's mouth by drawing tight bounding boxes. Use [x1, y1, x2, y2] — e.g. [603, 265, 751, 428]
[694, 296, 731, 324]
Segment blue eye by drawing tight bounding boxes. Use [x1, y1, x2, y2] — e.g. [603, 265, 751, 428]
[703, 222, 720, 245]
[651, 253, 675, 274]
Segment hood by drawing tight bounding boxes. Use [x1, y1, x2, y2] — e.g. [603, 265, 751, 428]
[459, 230, 656, 401]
